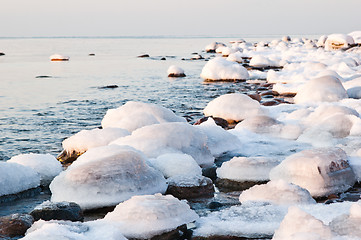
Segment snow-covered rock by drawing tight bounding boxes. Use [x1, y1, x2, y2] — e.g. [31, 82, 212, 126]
[239, 180, 316, 205]
[148, 153, 202, 178]
[103, 194, 198, 239]
[8, 153, 62, 186]
[49, 54, 69, 61]
[110, 122, 214, 167]
[167, 65, 186, 77]
[329, 202, 361, 238]
[250, 55, 280, 68]
[166, 175, 214, 199]
[50, 145, 167, 209]
[101, 101, 186, 132]
[294, 75, 348, 104]
[205, 42, 226, 53]
[0, 162, 40, 197]
[269, 147, 356, 197]
[200, 57, 249, 81]
[203, 93, 266, 122]
[325, 34, 355, 51]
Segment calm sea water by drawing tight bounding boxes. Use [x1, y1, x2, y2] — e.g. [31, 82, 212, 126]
[0, 36, 286, 161]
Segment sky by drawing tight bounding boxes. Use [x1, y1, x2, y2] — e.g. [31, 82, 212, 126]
[1, 0, 361, 37]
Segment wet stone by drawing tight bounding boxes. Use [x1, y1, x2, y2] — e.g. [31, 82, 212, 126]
[261, 100, 280, 106]
[128, 224, 189, 240]
[98, 85, 119, 89]
[0, 213, 34, 238]
[168, 73, 186, 78]
[137, 54, 150, 58]
[247, 93, 261, 102]
[194, 116, 229, 129]
[57, 149, 83, 165]
[30, 201, 84, 222]
[35, 75, 52, 78]
[215, 178, 268, 192]
[166, 176, 215, 199]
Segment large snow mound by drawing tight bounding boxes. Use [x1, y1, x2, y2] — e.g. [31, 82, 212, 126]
[200, 57, 249, 81]
[325, 34, 354, 51]
[203, 93, 266, 122]
[239, 180, 316, 205]
[8, 153, 62, 186]
[0, 161, 40, 196]
[62, 127, 130, 154]
[110, 122, 214, 167]
[217, 156, 280, 181]
[101, 101, 186, 132]
[103, 194, 198, 239]
[269, 147, 356, 197]
[50, 145, 167, 209]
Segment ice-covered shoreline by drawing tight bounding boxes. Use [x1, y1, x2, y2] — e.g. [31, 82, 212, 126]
[1, 33, 361, 239]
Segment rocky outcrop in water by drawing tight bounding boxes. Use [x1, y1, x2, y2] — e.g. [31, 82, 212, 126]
[30, 201, 84, 222]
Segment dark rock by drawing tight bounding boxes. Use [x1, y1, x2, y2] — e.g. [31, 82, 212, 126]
[35, 75, 52, 78]
[30, 201, 84, 222]
[128, 224, 188, 240]
[137, 54, 150, 58]
[260, 82, 274, 88]
[0, 214, 34, 238]
[166, 175, 215, 199]
[279, 92, 297, 97]
[190, 55, 204, 60]
[260, 90, 277, 96]
[57, 149, 83, 165]
[160, 57, 166, 60]
[168, 73, 186, 78]
[98, 85, 119, 89]
[0, 52, 5, 56]
[215, 178, 268, 192]
[194, 116, 229, 129]
[261, 100, 280, 106]
[202, 165, 217, 181]
[208, 201, 223, 210]
[247, 93, 261, 102]
[193, 235, 259, 240]
[88, 53, 95, 56]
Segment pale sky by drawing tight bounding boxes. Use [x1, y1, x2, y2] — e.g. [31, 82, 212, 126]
[1, 0, 361, 37]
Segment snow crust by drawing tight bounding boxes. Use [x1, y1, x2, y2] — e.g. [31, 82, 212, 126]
[101, 101, 186, 132]
[110, 122, 214, 167]
[0, 161, 40, 196]
[200, 57, 249, 81]
[8, 153, 62, 186]
[50, 145, 167, 209]
[103, 194, 198, 239]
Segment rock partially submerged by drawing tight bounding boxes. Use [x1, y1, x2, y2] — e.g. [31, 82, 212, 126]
[49, 54, 69, 61]
[0, 214, 34, 238]
[167, 65, 186, 77]
[166, 175, 215, 199]
[30, 201, 83, 222]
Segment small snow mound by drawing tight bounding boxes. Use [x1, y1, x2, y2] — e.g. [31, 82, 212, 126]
[101, 101, 186, 132]
[325, 34, 354, 51]
[239, 180, 316, 205]
[250, 55, 280, 68]
[272, 206, 332, 240]
[0, 162, 40, 197]
[167, 65, 186, 77]
[8, 153, 62, 186]
[200, 57, 249, 81]
[269, 147, 356, 197]
[203, 93, 266, 122]
[103, 194, 198, 239]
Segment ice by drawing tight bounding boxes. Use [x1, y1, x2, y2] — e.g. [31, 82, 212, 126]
[200, 57, 249, 81]
[217, 156, 280, 182]
[23, 220, 126, 240]
[329, 202, 361, 238]
[239, 180, 316, 205]
[8, 153, 62, 186]
[195, 117, 242, 156]
[325, 34, 355, 51]
[103, 194, 198, 239]
[272, 206, 332, 240]
[0, 161, 40, 196]
[203, 93, 266, 122]
[167, 65, 185, 77]
[294, 75, 348, 104]
[110, 122, 214, 167]
[269, 147, 356, 197]
[101, 101, 186, 132]
[62, 127, 130, 154]
[50, 145, 167, 209]
[148, 153, 202, 178]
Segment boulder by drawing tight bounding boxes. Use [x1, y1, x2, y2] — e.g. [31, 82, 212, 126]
[30, 201, 83, 221]
[0, 214, 34, 238]
[166, 175, 215, 199]
[200, 57, 249, 81]
[167, 65, 186, 78]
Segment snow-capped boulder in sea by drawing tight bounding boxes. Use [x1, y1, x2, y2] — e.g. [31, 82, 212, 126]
[216, 156, 280, 191]
[8, 153, 62, 186]
[101, 101, 186, 132]
[272, 206, 332, 240]
[103, 194, 199, 239]
[50, 145, 167, 210]
[239, 180, 316, 205]
[167, 65, 186, 77]
[205, 42, 226, 53]
[110, 122, 214, 167]
[294, 75, 348, 104]
[58, 127, 130, 164]
[49, 54, 69, 61]
[269, 147, 356, 197]
[200, 57, 249, 81]
[324, 34, 354, 51]
[226, 51, 245, 63]
[249, 55, 280, 68]
[203, 93, 266, 123]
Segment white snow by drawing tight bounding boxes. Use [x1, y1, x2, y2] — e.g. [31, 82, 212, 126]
[0, 161, 40, 196]
[50, 145, 167, 209]
[269, 147, 356, 197]
[349, 31, 361, 44]
[8, 153, 62, 186]
[62, 127, 130, 154]
[325, 34, 355, 51]
[101, 101, 186, 132]
[110, 122, 214, 167]
[239, 180, 316, 205]
[329, 202, 361, 238]
[200, 57, 249, 81]
[250, 55, 280, 68]
[203, 93, 266, 122]
[217, 156, 280, 182]
[148, 153, 202, 178]
[103, 194, 198, 239]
